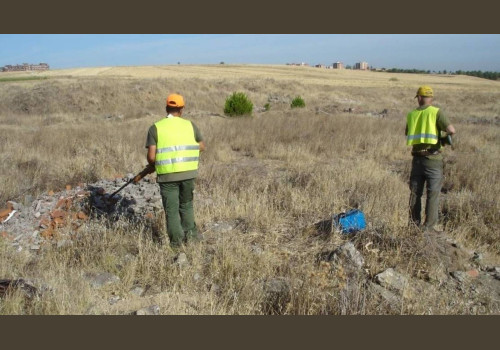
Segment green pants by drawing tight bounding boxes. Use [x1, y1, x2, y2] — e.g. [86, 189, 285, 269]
[409, 157, 443, 229]
[159, 179, 199, 246]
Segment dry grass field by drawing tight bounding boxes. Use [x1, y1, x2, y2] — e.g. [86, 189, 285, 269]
[0, 65, 499, 314]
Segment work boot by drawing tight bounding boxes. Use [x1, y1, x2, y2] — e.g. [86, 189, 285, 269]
[184, 232, 204, 244]
[423, 226, 444, 235]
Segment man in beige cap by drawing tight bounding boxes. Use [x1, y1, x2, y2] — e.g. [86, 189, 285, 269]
[405, 86, 456, 232]
[145, 93, 206, 247]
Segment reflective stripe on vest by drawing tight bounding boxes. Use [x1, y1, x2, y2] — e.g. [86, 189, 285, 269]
[156, 145, 200, 153]
[154, 117, 200, 175]
[156, 157, 199, 166]
[406, 106, 440, 146]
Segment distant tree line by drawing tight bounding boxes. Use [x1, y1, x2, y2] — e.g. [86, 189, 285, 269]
[454, 70, 500, 81]
[375, 67, 500, 81]
[385, 68, 430, 74]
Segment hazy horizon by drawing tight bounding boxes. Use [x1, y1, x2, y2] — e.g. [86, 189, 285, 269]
[1, 34, 500, 72]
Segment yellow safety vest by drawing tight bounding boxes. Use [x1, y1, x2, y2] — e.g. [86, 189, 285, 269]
[154, 117, 200, 175]
[406, 106, 440, 146]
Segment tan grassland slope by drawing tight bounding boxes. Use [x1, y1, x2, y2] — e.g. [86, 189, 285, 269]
[0, 65, 498, 315]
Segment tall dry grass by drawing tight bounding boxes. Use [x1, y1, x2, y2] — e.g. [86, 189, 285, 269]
[0, 66, 498, 314]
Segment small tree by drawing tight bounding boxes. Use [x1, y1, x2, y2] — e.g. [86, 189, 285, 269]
[290, 96, 305, 108]
[224, 92, 253, 117]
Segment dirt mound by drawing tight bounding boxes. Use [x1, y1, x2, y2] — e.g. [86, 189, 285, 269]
[0, 175, 163, 252]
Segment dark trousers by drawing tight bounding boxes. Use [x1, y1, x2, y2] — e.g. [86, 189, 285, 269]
[159, 179, 199, 246]
[409, 157, 443, 229]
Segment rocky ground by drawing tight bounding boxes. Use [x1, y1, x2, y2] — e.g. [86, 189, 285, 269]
[1, 175, 499, 314]
[0, 173, 162, 252]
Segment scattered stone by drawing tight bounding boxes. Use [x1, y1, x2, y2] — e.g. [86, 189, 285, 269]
[129, 285, 145, 297]
[0, 208, 12, 220]
[7, 201, 22, 211]
[134, 305, 160, 315]
[467, 269, 480, 279]
[450, 271, 469, 284]
[262, 277, 291, 314]
[108, 295, 121, 305]
[56, 239, 73, 249]
[320, 242, 364, 270]
[174, 253, 189, 267]
[85, 272, 120, 289]
[251, 245, 263, 255]
[34, 212, 41, 218]
[369, 282, 402, 307]
[375, 268, 409, 292]
[334, 242, 364, 269]
[209, 283, 221, 295]
[40, 228, 55, 239]
[50, 209, 66, 219]
[53, 217, 65, 227]
[472, 252, 483, 263]
[30, 244, 40, 250]
[24, 195, 34, 207]
[0, 278, 39, 299]
[1, 231, 13, 240]
[77, 211, 88, 220]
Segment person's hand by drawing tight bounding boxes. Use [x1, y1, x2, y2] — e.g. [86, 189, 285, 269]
[132, 174, 142, 184]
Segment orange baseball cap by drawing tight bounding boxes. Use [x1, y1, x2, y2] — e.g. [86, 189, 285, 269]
[166, 94, 185, 107]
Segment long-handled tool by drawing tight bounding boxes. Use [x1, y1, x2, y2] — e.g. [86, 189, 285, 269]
[109, 179, 133, 199]
[109, 164, 155, 199]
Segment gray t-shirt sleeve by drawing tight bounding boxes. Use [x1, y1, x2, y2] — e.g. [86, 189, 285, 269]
[145, 125, 157, 148]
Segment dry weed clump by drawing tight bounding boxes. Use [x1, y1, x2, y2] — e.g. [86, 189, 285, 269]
[0, 66, 499, 314]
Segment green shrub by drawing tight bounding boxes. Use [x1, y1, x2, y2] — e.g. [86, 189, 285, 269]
[264, 103, 270, 111]
[291, 96, 305, 108]
[224, 92, 253, 117]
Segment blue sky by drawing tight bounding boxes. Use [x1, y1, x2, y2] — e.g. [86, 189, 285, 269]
[1, 34, 499, 71]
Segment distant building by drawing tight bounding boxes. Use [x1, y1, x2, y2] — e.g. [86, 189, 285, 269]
[2, 63, 50, 72]
[333, 62, 344, 69]
[354, 62, 368, 70]
[315, 64, 325, 68]
[286, 62, 309, 67]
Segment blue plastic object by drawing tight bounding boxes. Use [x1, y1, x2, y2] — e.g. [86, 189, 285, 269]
[333, 209, 366, 234]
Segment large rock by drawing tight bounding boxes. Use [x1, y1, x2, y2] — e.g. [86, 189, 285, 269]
[368, 282, 402, 311]
[320, 242, 364, 269]
[375, 268, 409, 292]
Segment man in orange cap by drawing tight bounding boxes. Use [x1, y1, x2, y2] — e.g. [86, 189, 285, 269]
[145, 93, 206, 247]
[405, 86, 455, 232]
